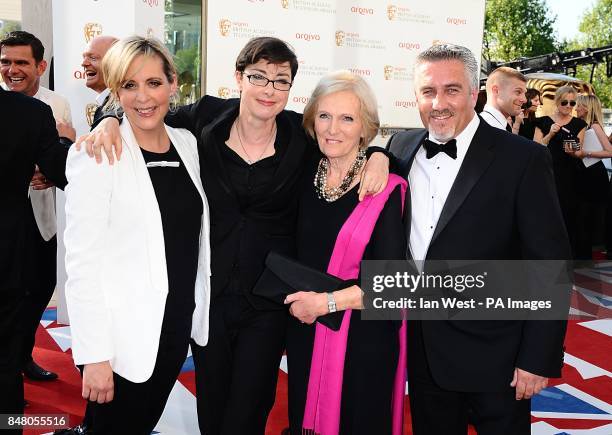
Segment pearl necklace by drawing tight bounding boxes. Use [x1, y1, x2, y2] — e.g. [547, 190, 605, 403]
[314, 149, 367, 202]
[234, 119, 277, 165]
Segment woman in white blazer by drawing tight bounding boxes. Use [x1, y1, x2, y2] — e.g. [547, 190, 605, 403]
[64, 36, 210, 434]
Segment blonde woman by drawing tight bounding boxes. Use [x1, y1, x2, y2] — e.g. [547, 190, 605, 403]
[534, 86, 587, 257]
[568, 94, 612, 259]
[64, 36, 210, 434]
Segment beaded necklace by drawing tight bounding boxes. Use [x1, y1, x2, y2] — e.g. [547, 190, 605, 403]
[314, 148, 366, 202]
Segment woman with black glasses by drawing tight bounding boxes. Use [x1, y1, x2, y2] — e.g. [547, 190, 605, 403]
[534, 86, 587, 257]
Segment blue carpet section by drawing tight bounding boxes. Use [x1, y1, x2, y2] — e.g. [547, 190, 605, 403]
[41, 307, 57, 321]
[532, 387, 608, 415]
[181, 355, 194, 373]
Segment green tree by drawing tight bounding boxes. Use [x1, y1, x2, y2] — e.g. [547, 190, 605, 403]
[484, 0, 557, 62]
[567, 0, 612, 107]
[0, 20, 21, 39]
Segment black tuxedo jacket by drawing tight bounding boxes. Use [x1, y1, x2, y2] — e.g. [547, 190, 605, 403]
[387, 118, 571, 391]
[0, 88, 69, 291]
[165, 96, 314, 307]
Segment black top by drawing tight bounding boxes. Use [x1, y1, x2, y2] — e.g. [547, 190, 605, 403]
[296, 158, 406, 276]
[518, 117, 540, 141]
[218, 117, 289, 213]
[141, 144, 203, 334]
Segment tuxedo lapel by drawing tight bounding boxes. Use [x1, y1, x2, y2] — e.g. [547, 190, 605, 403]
[429, 123, 495, 249]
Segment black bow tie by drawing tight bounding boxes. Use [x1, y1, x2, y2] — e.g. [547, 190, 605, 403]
[423, 138, 457, 159]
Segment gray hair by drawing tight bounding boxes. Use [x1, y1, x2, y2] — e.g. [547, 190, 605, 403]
[414, 44, 479, 91]
[303, 70, 380, 148]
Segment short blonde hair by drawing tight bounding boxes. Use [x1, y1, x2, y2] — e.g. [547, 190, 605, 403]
[102, 35, 177, 111]
[303, 70, 380, 148]
[485, 66, 526, 94]
[554, 85, 577, 107]
[577, 94, 604, 127]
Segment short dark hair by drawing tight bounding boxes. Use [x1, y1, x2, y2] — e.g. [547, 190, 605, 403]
[525, 88, 541, 103]
[0, 31, 45, 63]
[235, 37, 298, 80]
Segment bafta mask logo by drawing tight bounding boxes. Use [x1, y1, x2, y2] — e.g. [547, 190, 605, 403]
[387, 5, 397, 21]
[335, 31, 345, 47]
[384, 65, 393, 80]
[218, 87, 231, 99]
[380, 128, 390, 138]
[84, 23, 103, 43]
[432, 39, 448, 46]
[219, 19, 232, 37]
[281, 0, 290, 9]
[146, 28, 155, 38]
[85, 103, 98, 126]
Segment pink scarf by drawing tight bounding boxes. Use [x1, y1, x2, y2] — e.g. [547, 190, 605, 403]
[302, 174, 407, 435]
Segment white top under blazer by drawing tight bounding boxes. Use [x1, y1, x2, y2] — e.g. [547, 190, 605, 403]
[64, 118, 211, 383]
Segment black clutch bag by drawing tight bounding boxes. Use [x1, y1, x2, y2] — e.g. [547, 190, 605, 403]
[252, 252, 345, 330]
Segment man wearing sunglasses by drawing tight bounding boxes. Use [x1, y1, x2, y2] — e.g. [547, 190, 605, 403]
[481, 67, 527, 134]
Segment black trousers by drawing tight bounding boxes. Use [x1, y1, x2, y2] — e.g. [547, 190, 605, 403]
[0, 289, 26, 434]
[87, 330, 190, 435]
[22, 205, 57, 365]
[191, 294, 287, 435]
[407, 322, 530, 435]
[286, 312, 398, 435]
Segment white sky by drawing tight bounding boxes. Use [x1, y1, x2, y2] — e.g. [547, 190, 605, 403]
[545, 0, 597, 42]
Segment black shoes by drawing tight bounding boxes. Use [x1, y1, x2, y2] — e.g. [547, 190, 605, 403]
[23, 360, 58, 381]
[53, 425, 91, 435]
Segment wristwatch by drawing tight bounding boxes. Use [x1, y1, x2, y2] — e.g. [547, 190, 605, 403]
[326, 292, 337, 313]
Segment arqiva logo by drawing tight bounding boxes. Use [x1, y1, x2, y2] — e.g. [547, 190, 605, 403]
[295, 33, 320, 42]
[292, 96, 309, 104]
[447, 17, 467, 25]
[350, 6, 374, 15]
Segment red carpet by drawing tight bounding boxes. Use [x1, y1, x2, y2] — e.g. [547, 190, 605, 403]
[23, 259, 611, 434]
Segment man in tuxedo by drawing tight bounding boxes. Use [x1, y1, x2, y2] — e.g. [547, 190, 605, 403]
[386, 44, 570, 434]
[480, 66, 527, 134]
[0, 87, 69, 424]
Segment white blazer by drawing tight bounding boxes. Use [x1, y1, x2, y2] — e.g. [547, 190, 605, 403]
[64, 118, 211, 383]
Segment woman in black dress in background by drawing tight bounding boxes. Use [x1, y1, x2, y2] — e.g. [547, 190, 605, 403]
[284, 71, 406, 435]
[518, 88, 542, 140]
[535, 86, 587, 257]
[567, 94, 612, 259]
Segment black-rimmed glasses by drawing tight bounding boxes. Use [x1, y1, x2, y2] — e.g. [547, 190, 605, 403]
[244, 73, 292, 91]
[560, 100, 576, 107]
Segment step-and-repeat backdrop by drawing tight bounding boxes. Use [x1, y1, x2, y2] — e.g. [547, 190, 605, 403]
[205, 0, 486, 145]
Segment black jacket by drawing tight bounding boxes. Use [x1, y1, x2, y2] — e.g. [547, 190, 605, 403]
[387, 118, 571, 391]
[0, 88, 69, 291]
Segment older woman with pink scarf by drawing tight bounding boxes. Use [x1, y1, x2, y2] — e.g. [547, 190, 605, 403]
[284, 71, 407, 435]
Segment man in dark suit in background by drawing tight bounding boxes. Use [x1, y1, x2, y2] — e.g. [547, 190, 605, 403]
[387, 44, 570, 435]
[0, 87, 70, 427]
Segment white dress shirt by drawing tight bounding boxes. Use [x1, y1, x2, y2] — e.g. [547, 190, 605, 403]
[30, 86, 73, 241]
[408, 114, 480, 261]
[480, 103, 509, 131]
